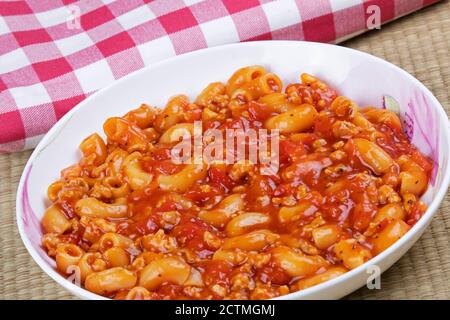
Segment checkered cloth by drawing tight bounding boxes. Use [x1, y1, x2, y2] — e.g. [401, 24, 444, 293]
[0, 0, 440, 153]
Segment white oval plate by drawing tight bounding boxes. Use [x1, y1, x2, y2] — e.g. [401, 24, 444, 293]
[16, 41, 450, 300]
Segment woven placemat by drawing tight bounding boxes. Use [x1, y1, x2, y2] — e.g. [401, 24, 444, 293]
[1, 1, 449, 300]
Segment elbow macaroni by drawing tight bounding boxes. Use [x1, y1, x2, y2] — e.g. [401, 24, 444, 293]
[75, 197, 128, 219]
[85, 267, 137, 295]
[265, 104, 318, 133]
[40, 66, 432, 300]
[138, 256, 191, 290]
[157, 163, 208, 193]
[122, 152, 153, 191]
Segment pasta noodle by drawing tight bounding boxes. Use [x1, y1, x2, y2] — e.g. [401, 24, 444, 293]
[40, 66, 432, 300]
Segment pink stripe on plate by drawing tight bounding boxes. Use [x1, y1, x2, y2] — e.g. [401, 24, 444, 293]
[21, 164, 43, 247]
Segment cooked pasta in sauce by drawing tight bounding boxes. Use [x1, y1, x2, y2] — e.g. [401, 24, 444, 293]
[41, 66, 432, 300]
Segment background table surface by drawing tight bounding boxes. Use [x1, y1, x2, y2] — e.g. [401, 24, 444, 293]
[1, 0, 449, 300]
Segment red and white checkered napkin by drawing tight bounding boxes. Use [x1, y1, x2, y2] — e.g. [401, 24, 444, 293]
[0, 0, 440, 153]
